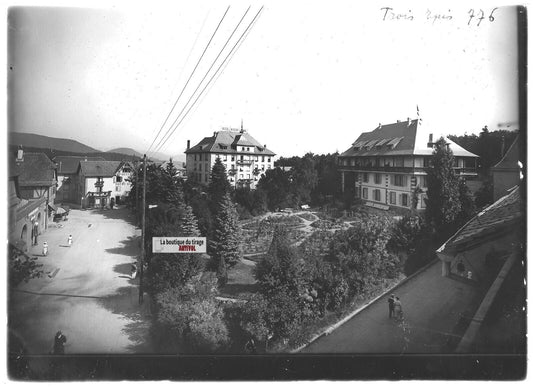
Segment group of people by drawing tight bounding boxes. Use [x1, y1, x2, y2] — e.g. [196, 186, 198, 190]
[387, 294, 403, 320]
[41, 234, 73, 256]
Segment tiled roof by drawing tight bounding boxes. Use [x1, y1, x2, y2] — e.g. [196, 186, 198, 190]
[340, 119, 478, 158]
[78, 160, 122, 177]
[438, 186, 523, 254]
[53, 156, 106, 174]
[186, 129, 276, 156]
[9, 152, 56, 187]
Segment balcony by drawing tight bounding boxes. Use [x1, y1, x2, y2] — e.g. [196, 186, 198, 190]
[236, 159, 253, 165]
[339, 164, 477, 176]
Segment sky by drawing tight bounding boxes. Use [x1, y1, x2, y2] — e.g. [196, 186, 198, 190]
[6, 0, 522, 159]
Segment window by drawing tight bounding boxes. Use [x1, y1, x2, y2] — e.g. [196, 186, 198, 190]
[194, 154, 197, 161]
[389, 192, 396, 205]
[205, 174, 209, 183]
[240, 155, 244, 161]
[247, 147, 250, 151]
[373, 189, 381, 202]
[423, 157, 430, 167]
[401, 193, 409, 206]
[363, 173, 369, 183]
[231, 156, 235, 161]
[420, 176, 427, 188]
[268, 157, 271, 162]
[362, 187, 368, 199]
[115, 186, 121, 192]
[394, 157, 404, 167]
[223, 154, 227, 161]
[239, 174, 243, 179]
[262, 156, 265, 162]
[393, 175, 406, 187]
[374, 173, 382, 184]
[199, 164, 202, 171]
[116, 176, 122, 183]
[123, 168, 131, 173]
[255, 156, 258, 161]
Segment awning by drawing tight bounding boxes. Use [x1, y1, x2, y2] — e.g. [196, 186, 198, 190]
[56, 207, 68, 215]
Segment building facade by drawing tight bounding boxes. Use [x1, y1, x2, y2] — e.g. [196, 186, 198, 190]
[8, 149, 57, 251]
[185, 127, 276, 189]
[338, 118, 478, 211]
[77, 160, 133, 208]
[54, 155, 105, 204]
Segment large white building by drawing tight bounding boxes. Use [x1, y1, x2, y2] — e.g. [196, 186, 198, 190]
[185, 127, 276, 189]
[338, 118, 478, 211]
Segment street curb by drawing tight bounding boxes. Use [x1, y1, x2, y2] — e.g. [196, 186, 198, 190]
[291, 257, 439, 353]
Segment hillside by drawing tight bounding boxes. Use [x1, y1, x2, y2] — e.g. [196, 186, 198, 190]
[9, 132, 100, 154]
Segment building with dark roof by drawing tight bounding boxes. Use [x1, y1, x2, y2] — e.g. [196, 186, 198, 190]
[76, 160, 133, 208]
[8, 149, 57, 250]
[185, 126, 276, 189]
[491, 133, 522, 202]
[436, 185, 525, 353]
[338, 118, 478, 211]
[53, 155, 106, 203]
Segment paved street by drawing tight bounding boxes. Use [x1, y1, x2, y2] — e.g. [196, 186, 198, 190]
[9, 207, 153, 354]
[301, 261, 486, 353]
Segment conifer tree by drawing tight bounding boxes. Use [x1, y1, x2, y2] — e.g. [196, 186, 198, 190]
[425, 137, 461, 237]
[211, 193, 242, 285]
[208, 158, 231, 211]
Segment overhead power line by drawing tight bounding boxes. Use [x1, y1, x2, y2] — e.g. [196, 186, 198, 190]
[145, 6, 230, 155]
[152, 5, 251, 154]
[155, 6, 264, 154]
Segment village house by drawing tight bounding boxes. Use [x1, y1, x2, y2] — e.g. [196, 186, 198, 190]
[338, 118, 478, 211]
[53, 155, 105, 204]
[185, 125, 276, 189]
[77, 160, 133, 208]
[8, 148, 57, 251]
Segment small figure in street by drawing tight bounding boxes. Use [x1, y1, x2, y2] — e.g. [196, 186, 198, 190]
[131, 263, 137, 279]
[42, 242, 48, 256]
[394, 296, 403, 321]
[67, 235, 73, 247]
[244, 337, 257, 354]
[387, 294, 395, 318]
[52, 330, 67, 355]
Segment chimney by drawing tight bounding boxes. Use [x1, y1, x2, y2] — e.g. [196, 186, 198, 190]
[16, 145, 24, 163]
[378, 123, 382, 129]
[501, 135, 506, 158]
[407, 117, 411, 125]
[264, 144, 267, 149]
[397, 120, 401, 123]
[427, 133, 433, 148]
[187, 140, 190, 150]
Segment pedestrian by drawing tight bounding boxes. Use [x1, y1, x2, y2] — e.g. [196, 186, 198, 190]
[387, 294, 395, 318]
[42, 242, 48, 256]
[131, 263, 137, 279]
[394, 297, 403, 320]
[68, 235, 73, 247]
[52, 330, 67, 355]
[244, 337, 257, 354]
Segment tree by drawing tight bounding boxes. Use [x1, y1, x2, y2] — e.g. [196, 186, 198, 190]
[9, 244, 43, 288]
[457, 178, 476, 225]
[208, 158, 231, 211]
[211, 193, 242, 284]
[290, 153, 318, 206]
[254, 225, 306, 297]
[155, 274, 229, 352]
[425, 137, 461, 237]
[257, 168, 292, 210]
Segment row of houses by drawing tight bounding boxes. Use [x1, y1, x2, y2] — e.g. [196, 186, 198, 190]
[8, 148, 134, 251]
[183, 118, 519, 213]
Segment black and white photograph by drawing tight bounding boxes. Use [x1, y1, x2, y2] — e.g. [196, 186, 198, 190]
[4, 0, 526, 381]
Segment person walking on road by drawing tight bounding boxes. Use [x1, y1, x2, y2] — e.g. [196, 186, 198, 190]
[130, 263, 137, 279]
[67, 235, 73, 247]
[394, 297, 403, 321]
[52, 330, 67, 355]
[387, 294, 395, 318]
[42, 242, 48, 256]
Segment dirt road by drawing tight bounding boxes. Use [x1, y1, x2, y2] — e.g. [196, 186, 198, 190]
[9, 207, 152, 354]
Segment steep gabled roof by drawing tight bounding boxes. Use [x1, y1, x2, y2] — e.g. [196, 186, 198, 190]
[437, 186, 522, 255]
[340, 119, 478, 158]
[492, 133, 520, 170]
[186, 129, 276, 156]
[78, 160, 122, 177]
[53, 155, 106, 174]
[9, 152, 56, 187]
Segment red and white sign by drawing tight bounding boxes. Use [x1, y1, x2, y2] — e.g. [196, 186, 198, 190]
[152, 237, 206, 253]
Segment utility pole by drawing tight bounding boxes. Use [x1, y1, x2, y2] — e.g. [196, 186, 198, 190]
[135, 161, 140, 225]
[139, 154, 147, 304]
